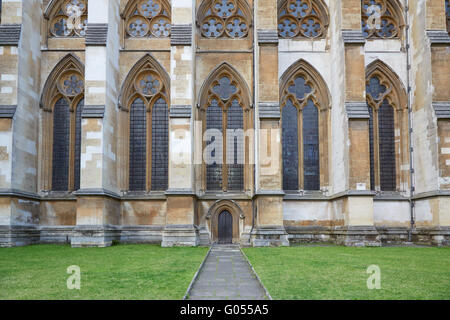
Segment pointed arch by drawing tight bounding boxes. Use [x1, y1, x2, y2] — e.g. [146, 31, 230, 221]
[119, 54, 170, 192]
[196, 0, 252, 38]
[365, 59, 408, 192]
[280, 59, 330, 191]
[121, 0, 171, 38]
[44, 0, 88, 38]
[361, 0, 405, 39]
[198, 62, 253, 193]
[39, 53, 85, 192]
[119, 53, 170, 110]
[277, 0, 329, 39]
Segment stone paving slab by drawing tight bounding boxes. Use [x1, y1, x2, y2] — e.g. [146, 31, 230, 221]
[187, 244, 269, 300]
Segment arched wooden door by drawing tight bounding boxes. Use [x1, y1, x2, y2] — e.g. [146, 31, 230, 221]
[218, 210, 233, 244]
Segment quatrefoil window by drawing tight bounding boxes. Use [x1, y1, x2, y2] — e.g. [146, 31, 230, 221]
[288, 76, 312, 100]
[366, 76, 389, 101]
[213, 77, 237, 100]
[49, 0, 88, 38]
[125, 0, 171, 38]
[278, 0, 328, 39]
[199, 0, 250, 38]
[361, 0, 401, 39]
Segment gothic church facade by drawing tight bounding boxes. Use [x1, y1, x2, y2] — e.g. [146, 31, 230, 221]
[0, 0, 449, 247]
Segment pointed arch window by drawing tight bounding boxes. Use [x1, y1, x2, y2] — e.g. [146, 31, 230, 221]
[366, 61, 408, 192]
[123, 0, 171, 38]
[47, 0, 88, 38]
[280, 61, 330, 192]
[40, 55, 85, 192]
[199, 65, 252, 192]
[361, 0, 403, 39]
[197, 0, 252, 38]
[277, 0, 329, 39]
[120, 56, 169, 192]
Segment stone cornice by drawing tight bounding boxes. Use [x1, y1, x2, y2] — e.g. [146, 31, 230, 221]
[433, 102, 450, 119]
[85, 23, 108, 46]
[346, 101, 370, 119]
[171, 24, 192, 46]
[342, 30, 365, 44]
[169, 105, 192, 118]
[0, 105, 17, 118]
[81, 105, 105, 118]
[0, 24, 21, 46]
[426, 30, 450, 44]
[257, 29, 278, 45]
[259, 102, 280, 119]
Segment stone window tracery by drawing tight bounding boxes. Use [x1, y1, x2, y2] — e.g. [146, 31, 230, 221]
[48, 0, 88, 38]
[277, 0, 329, 39]
[197, 0, 251, 38]
[199, 64, 252, 192]
[123, 0, 171, 38]
[365, 60, 408, 192]
[40, 54, 85, 192]
[361, 0, 403, 39]
[119, 55, 169, 192]
[280, 60, 330, 192]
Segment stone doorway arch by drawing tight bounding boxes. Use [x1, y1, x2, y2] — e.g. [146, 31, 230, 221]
[206, 199, 245, 244]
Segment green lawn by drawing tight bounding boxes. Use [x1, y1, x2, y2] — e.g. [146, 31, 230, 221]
[0, 244, 208, 300]
[242, 246, 450, 300]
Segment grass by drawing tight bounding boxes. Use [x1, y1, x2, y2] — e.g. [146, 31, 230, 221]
[0, 244, 208, 300]
[242, 246, 450, 300]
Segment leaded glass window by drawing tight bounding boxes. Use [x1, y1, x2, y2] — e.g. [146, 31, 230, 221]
[206, 101, 223, 190]
[278, 0, 329, 39]
[48, 0, 88, 38]
[52, 98, 71, 191]
[124, 0, 171, 38]
[129, 98, 147, 191]
[151, 98, 169, 191]
[282, 100, 299, 190]
[302, 100, 319, 190]
[361, 0, 401, 39]
[74, 98, 84, 191]
[366, 75, 396, 191]
[198, 0, 251, 38]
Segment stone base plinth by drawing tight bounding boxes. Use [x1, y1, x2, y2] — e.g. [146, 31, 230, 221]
[40, 226, 74, 244]
[71, 225, 120, 247]
[0, 225, 40, 247]
[161, 224, 199, 247]
[334, 225, 381, 247]
[251, 226, 290, 247]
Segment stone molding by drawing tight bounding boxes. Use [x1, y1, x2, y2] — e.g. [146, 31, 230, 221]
[85, 23, 108, 46]
[169, 105, 192, 118]
[342, 29, 365, 44]
[257, 29, 278, 45]
[426, 30, 450, 44]
[171, 24, 192, 46]
[81, 105, 105, 118]
[433, 102, 450, 119]
[0, 105, 17, 118]
[0, 24, 21, 45]
[346, 101, 370, 119]
[258, 102, 280, 119]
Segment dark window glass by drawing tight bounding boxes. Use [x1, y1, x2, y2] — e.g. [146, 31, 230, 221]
[74, 99, 84, 191]
[129, 98, 146, 191]
[302, 99, 320, 190]
[52, 98, 70, 191]
[206, 101, 223, 191]
[151, 98, 168, 191]
[446, 0, 450, 34]
[282, 100, 299, 191]
[227, 100, 244, 191]
[368, 105, 375, 190]
[378, 100, 396, 191]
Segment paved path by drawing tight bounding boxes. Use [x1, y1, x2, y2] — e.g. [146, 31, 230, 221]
[187, 244, 269, 300]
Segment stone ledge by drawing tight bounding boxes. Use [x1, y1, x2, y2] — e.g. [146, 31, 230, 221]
[257, 29, 278, 45]
[426, 30, 450, 44]
[81, 105, 105, 118]
[433, 102, 450, 119]
[342, 30, 365, 44]
[74, 188, 121, 199]
[169, 105, 191, 118]
[86, 23, 108, 46]
[0, 105, 17, 118]
[346, 101, 370, 119]
[259, 102, 280, 119]
[171, 24, 192, 46]
[0, 24, 21, 45]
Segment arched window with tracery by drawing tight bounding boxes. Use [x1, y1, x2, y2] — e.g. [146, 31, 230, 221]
[119, 55, 169, 192]
[40, 54, 84, 192]
[46, 0, 88, 38]
[122, 0, 171, 38]
[280, 60, 330, 192]
[197, 0, 252, 38]
[277, 0, 329, 39]
[366, 60, 408, 192]
[199, 63, 252, 192]
[361, 0, 403, 39]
